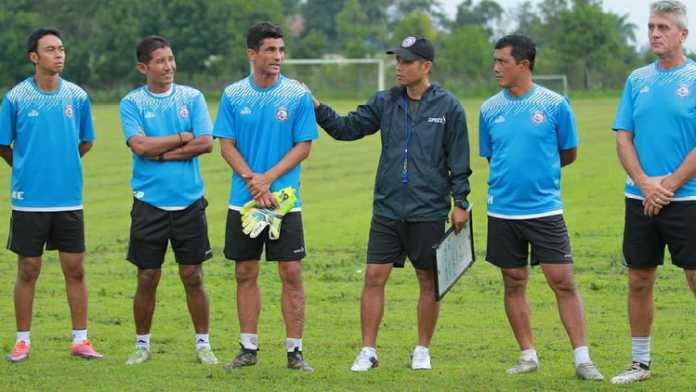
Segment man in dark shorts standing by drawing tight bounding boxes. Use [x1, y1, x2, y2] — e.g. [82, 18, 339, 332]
[214, 22, 317, 372]
[479, 35, 603, 380]
[311, 36, 472, 371]
[1, 28, 101, 362]
[119, 36, 217, 365]
[611, 1, 696, 385]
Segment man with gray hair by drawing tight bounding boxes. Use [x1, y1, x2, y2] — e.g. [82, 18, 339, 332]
[611, 0, 696, 384]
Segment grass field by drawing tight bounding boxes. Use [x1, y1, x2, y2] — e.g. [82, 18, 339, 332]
[0, 97, 695, 391]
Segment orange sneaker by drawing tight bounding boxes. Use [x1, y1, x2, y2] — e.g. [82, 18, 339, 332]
[70, 339, 103, 359]
[7, 340, 31, 363]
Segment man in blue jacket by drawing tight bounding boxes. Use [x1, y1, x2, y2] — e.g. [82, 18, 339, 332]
[311, 36, 472, 371]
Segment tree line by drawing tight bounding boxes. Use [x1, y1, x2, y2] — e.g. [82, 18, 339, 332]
[0, 0, 682, 99]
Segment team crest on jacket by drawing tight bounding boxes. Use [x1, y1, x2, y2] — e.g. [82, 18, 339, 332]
[531, 110, 545, 124]
[276, 106, 289, 122]
[64, 104, 74, 118]
[178, 106, 189, 118]
[677, 85, 691, 97]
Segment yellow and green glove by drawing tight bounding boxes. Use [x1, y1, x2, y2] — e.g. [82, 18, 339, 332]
[240, 187, 297, 240]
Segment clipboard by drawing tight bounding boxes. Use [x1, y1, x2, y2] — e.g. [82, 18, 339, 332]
[433, 214, 475, 301]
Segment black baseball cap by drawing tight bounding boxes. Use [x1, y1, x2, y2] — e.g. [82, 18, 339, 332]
[386, 36, 435, 62]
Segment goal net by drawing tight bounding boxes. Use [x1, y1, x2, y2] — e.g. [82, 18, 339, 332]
[280, 58, 385, 100]
[533, 74, 569, 97]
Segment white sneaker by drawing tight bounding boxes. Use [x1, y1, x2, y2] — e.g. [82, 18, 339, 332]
[506, 357, 539, 374]
[351, 348, 379, 372]
[611, 362, 651, 384]
[410, 347, 432, 370]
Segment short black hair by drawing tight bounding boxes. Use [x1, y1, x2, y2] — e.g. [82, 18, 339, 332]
[495, 34, 536, 71]
[137, 36, 171, 64]
[246, 22, 283, 51]
[27, 28, 62, 57]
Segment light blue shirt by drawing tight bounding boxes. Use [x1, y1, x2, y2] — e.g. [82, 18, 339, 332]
[613, 59, 696, 200]
[120, 84, 212, 209]
[0, 77, 95, 211]
[479, 84, 578, 219]
[213, 74, 318, 209]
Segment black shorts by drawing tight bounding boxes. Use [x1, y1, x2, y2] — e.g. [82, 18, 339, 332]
[623, 198, 696, 270]
[7, 209, 85, 257]
[366, 215, 445, 270]
[486, 214, 573, 268]
[224, 210, 306, 262]
[127, 197, 213, 269]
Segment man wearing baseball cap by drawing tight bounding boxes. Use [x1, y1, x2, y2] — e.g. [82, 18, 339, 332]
[310, 36, 472, 371]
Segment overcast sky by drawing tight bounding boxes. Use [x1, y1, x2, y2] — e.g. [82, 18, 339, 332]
[440, 0, 696, 52]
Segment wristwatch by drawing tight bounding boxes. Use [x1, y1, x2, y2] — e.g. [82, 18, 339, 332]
[454, 199, 468, 210]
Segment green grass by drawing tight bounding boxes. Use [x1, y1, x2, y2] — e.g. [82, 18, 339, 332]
[0, 98, 695, 391]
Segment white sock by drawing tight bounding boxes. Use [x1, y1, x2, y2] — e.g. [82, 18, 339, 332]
[573, 346, 591, 366]
[240, 333, 258, 350]
[16, 331, 31, 346]
[414, 345, 429, 353]
[631, 336, 651, 366]
[286, 337, 303, 352]
[72, 329, 87, 345]
[136, 334, 151, 350]
[195, 334, 210, 349]
[520, 348, 538, 363]
[362, 346, 377, 356]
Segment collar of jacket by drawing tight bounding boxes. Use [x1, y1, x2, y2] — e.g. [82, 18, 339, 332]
[389, 84, 439, 109]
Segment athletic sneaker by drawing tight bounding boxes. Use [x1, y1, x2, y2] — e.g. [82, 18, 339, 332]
[223, 345, 258, 370]
[410, 346, 432, 370]
[70, 339, 103, 359]
[196, 346, 218, 365]
[351, 348, 379, 372]
[7, 341, 30, 363]
[506, 357, 539, 374]
[610, 362, 651, 384]
[125, 347, 150, 365]
[287, 348, 314, 372]
[575, 362, 604, 380]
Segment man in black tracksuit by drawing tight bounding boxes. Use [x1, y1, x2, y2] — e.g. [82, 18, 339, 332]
[311, 37, 472, 371]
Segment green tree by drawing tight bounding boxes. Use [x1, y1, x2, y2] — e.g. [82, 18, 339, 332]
[336, 0, 376, 58]
[391, 12, 439, 47]
[453, 0, 503, 35]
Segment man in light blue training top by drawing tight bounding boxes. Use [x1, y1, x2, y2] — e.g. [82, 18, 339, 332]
[0, 28, 102, 363]
[214, 21, 317, 372]
[119, 35, 217, 366]
[611, 1, 696, 385]
[479, 34, 603, 380]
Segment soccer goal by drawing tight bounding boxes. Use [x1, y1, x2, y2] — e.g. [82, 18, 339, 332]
[280, 58, 385, 99]
[534, 74, 569, 97]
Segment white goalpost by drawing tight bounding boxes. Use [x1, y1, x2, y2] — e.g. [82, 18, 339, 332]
[534, 74, 569, 97]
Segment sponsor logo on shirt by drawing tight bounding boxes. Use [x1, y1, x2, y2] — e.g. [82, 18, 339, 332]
[531, 110, 545, 124]
[427, 116, 446, 124]
[677, 85, 690, 98]
[134, 191, 145, 199]
[240, 106, 252, 115]
[145, 111, 156, 119]
[178, 106, 189, 118]
[626, 177, 635, 186]
[639, 85, 650, 94]
[64, 104, 74, 118]
[276, 106, 289, 122]
[27, 109, 39, 118]
[11, 191, 24, 200]
[494, 115, 506, 124]
[487, 195, 494, 204]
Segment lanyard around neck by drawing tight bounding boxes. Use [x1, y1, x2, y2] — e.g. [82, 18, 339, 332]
[401, 95, 413, 184]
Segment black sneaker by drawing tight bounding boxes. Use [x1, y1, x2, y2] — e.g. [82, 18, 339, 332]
[287, 348, 314, 372]
[223, 344, 258, 370]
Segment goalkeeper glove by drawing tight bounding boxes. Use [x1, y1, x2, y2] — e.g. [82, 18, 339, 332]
[240, 187, 297, 239]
